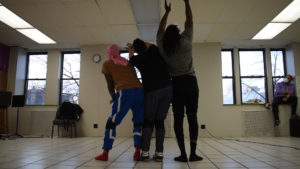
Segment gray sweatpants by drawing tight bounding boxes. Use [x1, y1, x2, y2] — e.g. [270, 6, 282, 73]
[142, 86, 172, 153]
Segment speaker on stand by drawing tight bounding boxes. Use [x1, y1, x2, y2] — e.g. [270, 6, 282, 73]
[0, 91, 12, 140]
[12, 95, 25, 138]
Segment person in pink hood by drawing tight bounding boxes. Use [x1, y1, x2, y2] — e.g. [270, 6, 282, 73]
[95, 44, 144, 161]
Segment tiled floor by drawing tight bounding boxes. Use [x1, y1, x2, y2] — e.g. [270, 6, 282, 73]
[0, 137, 300, 169]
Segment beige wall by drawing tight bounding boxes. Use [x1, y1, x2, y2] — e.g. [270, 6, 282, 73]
[291, 43, 300, 114]
[6, 42, 300, 137]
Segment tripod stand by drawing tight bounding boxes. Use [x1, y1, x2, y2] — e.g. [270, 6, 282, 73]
[0, 91, 12, 140]
[12, 95, 25, 138]
[15, 107, 23, 137]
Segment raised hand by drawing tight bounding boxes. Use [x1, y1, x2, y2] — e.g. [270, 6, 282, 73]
[165, 0, 171, 12]
[126, 43, 134, 58]
[126, 43, 134, 51]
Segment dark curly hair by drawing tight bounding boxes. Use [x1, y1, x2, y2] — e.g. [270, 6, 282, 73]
[163, 24, 180, 56]
[133, 38, 147, 55]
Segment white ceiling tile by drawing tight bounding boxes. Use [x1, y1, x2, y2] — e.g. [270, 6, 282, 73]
[207, 24, 238, 41]
[192, 0, 225, 23]
[97, 0, 136, 25]
[193, 24, 214, 42]
[216, 0, 257, 23]
[87, 26, 115, 44]
[110, 25, 139, 46]
[61, 0, 107, 26]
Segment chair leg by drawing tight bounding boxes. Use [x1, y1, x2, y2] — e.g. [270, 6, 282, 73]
[70, 123, 73, 138]
[74, 123, 77, 137]
[57, 125, 60, 136]
[51, 124, 54, 139]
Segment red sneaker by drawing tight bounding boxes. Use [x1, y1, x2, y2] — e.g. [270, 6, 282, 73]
[133, 146, 140, 161]
[95, 150, 109, 161]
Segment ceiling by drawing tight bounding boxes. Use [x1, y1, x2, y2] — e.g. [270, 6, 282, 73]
[0, 0, 299, 49]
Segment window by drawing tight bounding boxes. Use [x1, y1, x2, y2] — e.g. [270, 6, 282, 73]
[221, 50, 235, 104]
[120, 52, 141, 81]
[25, 53, 48, 105]
[270, 49, 286, 94]
[59, 52, 81, 104]
[239, 50, 267, 104]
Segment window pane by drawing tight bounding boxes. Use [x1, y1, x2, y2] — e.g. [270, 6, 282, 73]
[27, 54, 47, 79]
[61, 80, 79, 104]
[26, 80, 46, 105]
[271, 50, 284, 76]
[239, 51, 264, 76]
[221, 51, 232, 76]
[63, 53, 81, 79]
[222, 79, 234, 104]
[241, 78, 266, 104]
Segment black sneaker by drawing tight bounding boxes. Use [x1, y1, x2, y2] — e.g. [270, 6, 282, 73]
[141, 152, 150, 161]
[153, 152, 163, 162]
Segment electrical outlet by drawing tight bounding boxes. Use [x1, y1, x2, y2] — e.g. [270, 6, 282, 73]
[93, 123, 98, 128]
[201, 124, 206, 129]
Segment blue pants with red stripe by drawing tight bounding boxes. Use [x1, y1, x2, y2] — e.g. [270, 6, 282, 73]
[102, 88, 144, 150]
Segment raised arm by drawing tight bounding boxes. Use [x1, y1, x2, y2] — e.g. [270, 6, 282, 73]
[126, 43, 134, 58]
[184, 0, 193, 29]
[157, 0, 171, 36]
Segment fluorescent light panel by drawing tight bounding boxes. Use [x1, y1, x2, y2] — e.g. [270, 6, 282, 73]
[272, 0, 300, 22]
[0, 6, 33, 29]
[252, 23, 291, 40]
[0, 4, 56, 44]
[17, 28, 56, 44]
[252, 0, 300, 40]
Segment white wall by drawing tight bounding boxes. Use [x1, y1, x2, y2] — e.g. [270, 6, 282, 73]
[6, 42, 300, 137]
[291, 43, 300, 114]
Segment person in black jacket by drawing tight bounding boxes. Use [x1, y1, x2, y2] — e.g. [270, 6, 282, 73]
[127, 39, 172, 161]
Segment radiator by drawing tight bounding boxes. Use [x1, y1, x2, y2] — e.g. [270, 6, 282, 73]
[241, 110, 275, 137]
[29, 110, 56, 136]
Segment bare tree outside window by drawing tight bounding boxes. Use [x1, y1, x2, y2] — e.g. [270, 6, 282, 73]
[271, 50, 286, 94]
[25, 53, 48, 105]
[60, 52, 81, 104]
[239, 50, 267, 104]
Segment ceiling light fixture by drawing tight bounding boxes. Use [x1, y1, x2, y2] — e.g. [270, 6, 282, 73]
[272, 0, 300, 22]
[252, 0, 300, 40]
[0, 6, 33, 29]
[0, 4, 56, 44]
[252, 23, 291, 40]
[17, 28, 56, 44]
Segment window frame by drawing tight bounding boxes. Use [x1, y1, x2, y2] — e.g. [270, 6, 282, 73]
[59, 51, 81, 104]
[238, 49, 268, 104]
[270, 48, 287, 95]
[221, 49, 236, 105]
[24, 52, 48, 105]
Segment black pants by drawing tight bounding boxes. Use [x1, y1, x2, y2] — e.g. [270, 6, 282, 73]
[172, 75, 199, 155]
[272, 96, 297, 120]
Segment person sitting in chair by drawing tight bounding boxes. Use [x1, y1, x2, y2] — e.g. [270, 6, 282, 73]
[272, 74, 299, 126]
